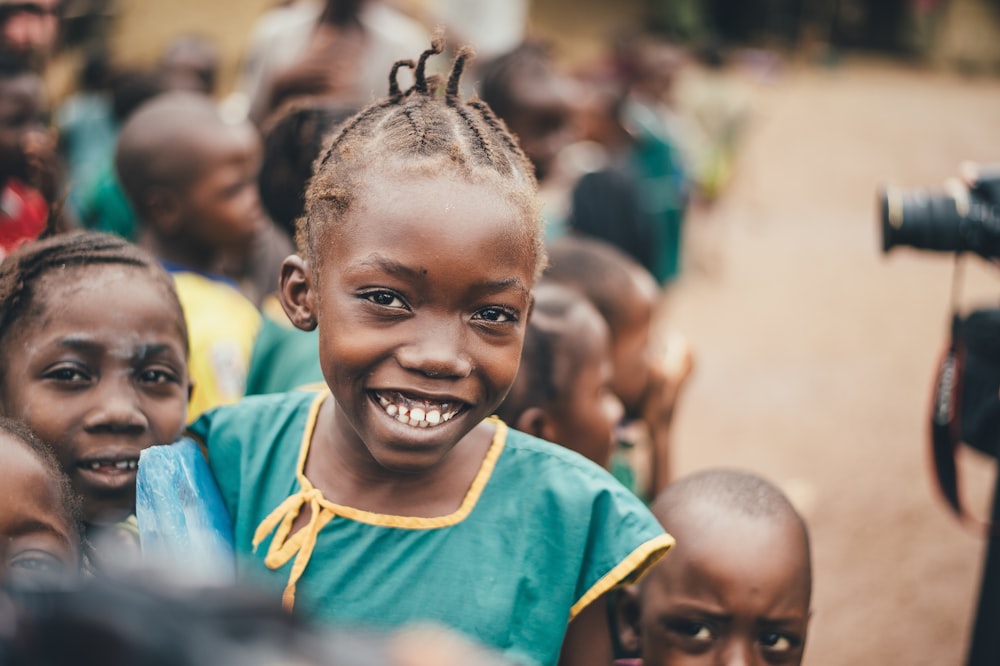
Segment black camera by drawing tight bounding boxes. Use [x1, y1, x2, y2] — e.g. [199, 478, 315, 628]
[879, 168, 1000, 258]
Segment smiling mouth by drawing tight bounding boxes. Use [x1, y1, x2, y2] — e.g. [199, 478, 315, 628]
[372, 390, 464, 428]
[77, 458, 139, 473]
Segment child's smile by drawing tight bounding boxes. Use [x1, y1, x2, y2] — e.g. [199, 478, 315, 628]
[284, 170, 535, 475]
[373, 390, 461, 428]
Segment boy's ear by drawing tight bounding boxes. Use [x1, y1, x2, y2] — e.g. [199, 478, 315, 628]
[143, 186, 185, 235]
[613, 585, 642, 657]
[279, 254, 317, 331]
[514, 407, 548, 440]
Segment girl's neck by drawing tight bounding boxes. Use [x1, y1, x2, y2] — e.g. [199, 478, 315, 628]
[303, 399, 494, 518]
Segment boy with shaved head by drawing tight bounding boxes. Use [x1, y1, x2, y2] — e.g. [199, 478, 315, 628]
[116, 91, 265, 420]
[615, 469, 812, 666]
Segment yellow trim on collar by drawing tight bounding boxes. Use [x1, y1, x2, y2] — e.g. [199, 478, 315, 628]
[568, 532, 676, 621]
[252, 391, 508, 609]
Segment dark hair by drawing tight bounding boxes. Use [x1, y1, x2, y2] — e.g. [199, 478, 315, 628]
[300, 39, 544, 277]
[259, 97, 358, 237]
[0, 232, 188, 358]
[110, 67, 167, 123]
[0, 416, 83, 544]
[478, 41, 554, 123]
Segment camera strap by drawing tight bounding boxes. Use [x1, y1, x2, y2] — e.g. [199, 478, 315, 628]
[930, 259, 998, 534]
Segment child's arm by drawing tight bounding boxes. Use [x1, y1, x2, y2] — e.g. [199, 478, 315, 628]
[558, 593, 614, 666]
[643, 332, 694, 496]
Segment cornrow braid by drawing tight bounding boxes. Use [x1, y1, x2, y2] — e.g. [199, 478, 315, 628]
[0, 232, 188, 354]
[298, 40, 546, 279]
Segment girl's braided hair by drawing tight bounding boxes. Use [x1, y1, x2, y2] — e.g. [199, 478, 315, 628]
[0, 232, 188, 354]
[299, 39, 545, 278]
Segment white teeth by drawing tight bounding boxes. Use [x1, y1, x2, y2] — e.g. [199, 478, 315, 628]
[376, 394, 459, 428]
[90, 462, 101, 470]
[115, 461, 129, 470]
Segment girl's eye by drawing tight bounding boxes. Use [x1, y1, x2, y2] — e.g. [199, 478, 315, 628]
[760, 632, 797, 653]
[667, 620, 714, 643]
[363, 291, 407, 309]
[43, 365, 89, 383]
[474, 306, 517, 323]
[138, 368, 179, 385]
[11, 553, 61, 573]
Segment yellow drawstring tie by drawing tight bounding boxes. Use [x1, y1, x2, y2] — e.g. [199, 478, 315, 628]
[252, 486, 336, 609]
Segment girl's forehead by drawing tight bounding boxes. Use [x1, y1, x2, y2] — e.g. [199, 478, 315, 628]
[28, 265, 186, 339]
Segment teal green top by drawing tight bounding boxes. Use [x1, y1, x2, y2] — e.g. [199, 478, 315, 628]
[191, 390, 674, 666]
[245, 315, 324, 396]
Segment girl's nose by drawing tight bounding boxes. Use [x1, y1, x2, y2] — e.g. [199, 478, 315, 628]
[395, 321, 473, 379]
[82, 380, 149, 434]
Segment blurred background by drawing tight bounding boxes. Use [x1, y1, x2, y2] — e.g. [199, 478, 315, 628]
[46, 0, 1000, 664]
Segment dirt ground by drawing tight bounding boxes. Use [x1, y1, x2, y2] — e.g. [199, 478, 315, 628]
[668, 57, 1000, 665]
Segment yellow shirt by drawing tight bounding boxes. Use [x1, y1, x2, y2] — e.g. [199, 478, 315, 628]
[172, 271, 261, 422]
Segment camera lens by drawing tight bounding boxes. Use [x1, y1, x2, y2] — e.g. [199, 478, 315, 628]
[879, 186, 965, 254]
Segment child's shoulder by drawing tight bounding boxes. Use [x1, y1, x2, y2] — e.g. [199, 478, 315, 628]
[497, 423, 646, 508]
[189, 389, 321, 444]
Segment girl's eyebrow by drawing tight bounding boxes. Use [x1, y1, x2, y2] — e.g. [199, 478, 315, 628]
[8, 517, 74, 548]
[135, 344, 183, 361]
[354, 254, 421, 279]
[473, 276, 530, 297]
[353, 255, 530, 295]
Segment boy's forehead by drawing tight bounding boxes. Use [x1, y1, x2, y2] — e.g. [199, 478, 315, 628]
[651, 505, 810, 601]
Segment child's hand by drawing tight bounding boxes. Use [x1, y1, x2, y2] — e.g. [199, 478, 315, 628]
[642, 332, 695, 428]
[641, 332, 694, 495]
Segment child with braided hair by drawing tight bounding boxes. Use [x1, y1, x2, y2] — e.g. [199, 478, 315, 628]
[167, 41, 673, 666]
[0, 231, 190, 564]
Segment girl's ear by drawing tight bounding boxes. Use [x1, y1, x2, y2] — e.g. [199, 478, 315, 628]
[613, 585, 642, 657]
[279, 254, 317, 331]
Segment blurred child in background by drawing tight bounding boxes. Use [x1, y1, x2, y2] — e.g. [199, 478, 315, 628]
[0, 53, 63, 260]
[115, 92, 264, 421]
[496, 281, 624, 467]
[246, 96, 357, 396]
[546, 234, 693, 501]
[0, 232, 189, 563]
[614, 468, 812, 666]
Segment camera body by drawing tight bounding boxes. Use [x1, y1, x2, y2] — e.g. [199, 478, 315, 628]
[880, 168, 1000, 258]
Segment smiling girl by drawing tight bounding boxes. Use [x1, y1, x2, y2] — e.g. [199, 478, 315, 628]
[175, 42, 673, 666]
